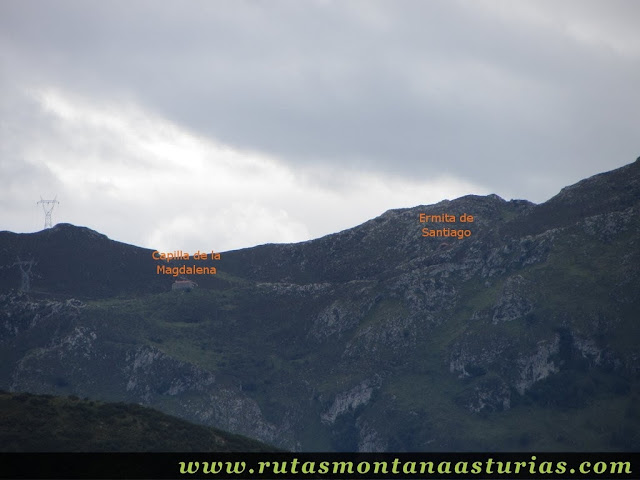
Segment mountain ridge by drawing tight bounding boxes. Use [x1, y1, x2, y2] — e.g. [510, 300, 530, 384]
[1, 157, 639, 451]
[1, 157, 638, 293]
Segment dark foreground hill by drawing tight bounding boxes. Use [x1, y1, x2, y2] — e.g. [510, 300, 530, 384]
[1, 158, 639, 451]
[0, 391, 275, 451]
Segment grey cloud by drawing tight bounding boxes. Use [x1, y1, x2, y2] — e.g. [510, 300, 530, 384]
[1, 0, 638, 205]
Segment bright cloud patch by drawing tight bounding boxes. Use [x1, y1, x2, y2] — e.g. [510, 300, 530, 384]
[8, 88, 489, 252]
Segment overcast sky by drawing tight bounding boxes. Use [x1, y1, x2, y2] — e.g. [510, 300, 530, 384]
[1, 1, 638, 253]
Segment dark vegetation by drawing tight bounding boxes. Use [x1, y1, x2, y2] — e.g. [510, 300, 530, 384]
[0, 390, 277, 451]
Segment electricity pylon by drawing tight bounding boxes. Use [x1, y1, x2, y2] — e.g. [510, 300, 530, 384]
[37, 196, 59, 229]
[14, 256, 36, 292]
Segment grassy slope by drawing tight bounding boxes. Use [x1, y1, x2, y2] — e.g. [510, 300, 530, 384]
[79, 252, 640, 451]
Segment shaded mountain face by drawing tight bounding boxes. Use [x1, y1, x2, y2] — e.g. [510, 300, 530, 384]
[1, 158, 639, 451]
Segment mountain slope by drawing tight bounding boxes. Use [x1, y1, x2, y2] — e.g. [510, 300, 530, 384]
[0, 391, 276, 451]
[1, 158, 639, 451]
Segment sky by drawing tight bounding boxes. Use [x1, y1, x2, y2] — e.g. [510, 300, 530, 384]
[1, 0, 638, 253]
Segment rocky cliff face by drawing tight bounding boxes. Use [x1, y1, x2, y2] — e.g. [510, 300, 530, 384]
[1, 158, 640, 451]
